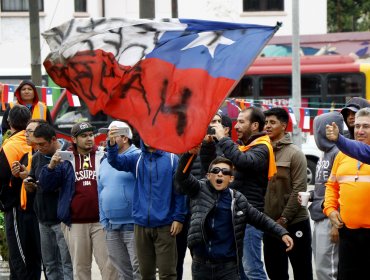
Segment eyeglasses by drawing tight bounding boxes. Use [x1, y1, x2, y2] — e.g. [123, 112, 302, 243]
[209, 167, 232, 176]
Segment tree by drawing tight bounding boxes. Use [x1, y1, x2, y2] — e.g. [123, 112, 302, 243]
[328, 0, 370, 32]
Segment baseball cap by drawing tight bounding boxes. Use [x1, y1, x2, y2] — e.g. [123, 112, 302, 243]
[71, 122, 95, 137]
[221, 114, 232, 132]
[108, 121, 133, 139]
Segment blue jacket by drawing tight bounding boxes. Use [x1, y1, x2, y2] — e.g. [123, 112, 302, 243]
[336, 134, 370, 164]
[107, 141, 186, 227]
[38, 147, 105, 226]
[98, 144, 140, 229]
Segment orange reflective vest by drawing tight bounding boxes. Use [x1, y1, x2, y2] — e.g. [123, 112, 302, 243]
[9, 101, 47, 120]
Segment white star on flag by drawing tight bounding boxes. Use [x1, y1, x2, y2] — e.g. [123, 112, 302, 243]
[181, 32, 235, 58]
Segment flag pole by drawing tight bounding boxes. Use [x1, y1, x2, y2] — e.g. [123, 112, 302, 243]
[182, 154, 195, 173]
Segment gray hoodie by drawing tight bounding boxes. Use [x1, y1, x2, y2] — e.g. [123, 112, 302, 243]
[309, 111, 343, 221]
[341, 97, 370, 139]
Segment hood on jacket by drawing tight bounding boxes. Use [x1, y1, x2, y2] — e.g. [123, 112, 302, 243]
[272, 133, 292, 151]
[341, 97, 370, 138]
[14, 80, 39, 106]
[139, 140, 165, 157]
[314, 111, 344, 152]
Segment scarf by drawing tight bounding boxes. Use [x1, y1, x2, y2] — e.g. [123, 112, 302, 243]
[2, 131, 33, 210]
[238, 135, 277, 180]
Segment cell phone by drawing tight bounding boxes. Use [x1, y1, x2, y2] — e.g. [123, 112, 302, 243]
[98, 127, 130, 136]
[58, 151, 74, 161]
[207, 126, 216, 135]
[98, 128, 110, 134]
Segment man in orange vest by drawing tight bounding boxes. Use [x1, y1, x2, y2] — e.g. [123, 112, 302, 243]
[1, 80, 52, 136]
[0, 104, 42, 279]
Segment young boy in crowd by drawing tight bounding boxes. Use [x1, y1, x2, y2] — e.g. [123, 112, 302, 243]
[174, 149, 294, 280]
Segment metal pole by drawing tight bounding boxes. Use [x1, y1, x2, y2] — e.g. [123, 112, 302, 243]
[171, 0, 178, 18]
[140, 0, 155, 19]
[292, 0, 302, 148]
[29, 0, 42, 99]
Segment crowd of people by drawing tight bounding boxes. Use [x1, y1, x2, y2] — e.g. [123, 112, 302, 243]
[0, 80, 369, 280]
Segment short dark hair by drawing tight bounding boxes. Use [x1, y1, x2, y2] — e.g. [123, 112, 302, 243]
[264, 107, 290, 125]
[243, 107, 265, 132]
[33, 123, 56, 142]
[208, 156, 234, 174]
[26, 118, 48, 126]
[8, 104, 31, 131]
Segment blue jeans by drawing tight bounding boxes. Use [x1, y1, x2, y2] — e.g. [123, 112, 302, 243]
[242, 224, 267, 280]
[192, 259, 239, 280]
[106, 229, 141, 280]
[39, 223, 73, 280]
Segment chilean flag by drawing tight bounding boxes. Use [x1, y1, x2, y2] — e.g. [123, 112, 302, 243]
[66, 90, 81, 107]
[299, 108, 311, 131]
[42, 18, 278, 153]
[317, 108, 330, 116]
[41, 87, 54, 106]
[2, 84, 15, 104]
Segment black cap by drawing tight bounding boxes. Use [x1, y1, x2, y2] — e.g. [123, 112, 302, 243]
[221, 114, 233, 132]
[71, 122, 95, 137]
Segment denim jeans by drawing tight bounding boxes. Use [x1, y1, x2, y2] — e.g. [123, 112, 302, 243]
[242, 224, 267, 280]
[39, 222, 73, 280]
[106, 229, 141, 280]
[192, 259, 239, 280]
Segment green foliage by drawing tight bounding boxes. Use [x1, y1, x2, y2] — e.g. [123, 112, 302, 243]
[0, 212, 8, 261]
[328, 0, 370, 32]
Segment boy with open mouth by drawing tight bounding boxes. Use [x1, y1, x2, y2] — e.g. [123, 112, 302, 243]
[175, 148, 294, 280]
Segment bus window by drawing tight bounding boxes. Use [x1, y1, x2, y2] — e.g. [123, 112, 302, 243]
[260, 76, 291, 97]
[327, 73, 365, 96]
[259, 75, 321, 97]
[229, 77, 253, 98]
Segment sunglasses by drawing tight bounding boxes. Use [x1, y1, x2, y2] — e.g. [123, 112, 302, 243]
[209, 167, 232, 176]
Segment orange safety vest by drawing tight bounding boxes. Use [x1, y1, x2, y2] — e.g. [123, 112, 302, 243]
[10, 101, 47, 120]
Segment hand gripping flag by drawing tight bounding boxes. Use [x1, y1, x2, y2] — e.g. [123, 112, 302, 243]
[43, 18, 279, 153]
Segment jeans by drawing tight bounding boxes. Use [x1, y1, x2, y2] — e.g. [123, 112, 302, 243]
[106, 229, 141, 280]
[39, 223, 73, 280]
[192, 259, 239, 280]
[242, 224, 267, 280]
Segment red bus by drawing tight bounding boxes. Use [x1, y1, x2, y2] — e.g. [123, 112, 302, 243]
[229, 55, 370, 108]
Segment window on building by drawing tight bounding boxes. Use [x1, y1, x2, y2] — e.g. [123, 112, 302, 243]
[1, 0, 43, 12]
[243, 0, 284, 12]
[74, 0, 87, 12]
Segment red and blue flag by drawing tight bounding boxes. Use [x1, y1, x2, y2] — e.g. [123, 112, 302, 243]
[43, 18, 279, 153]
[41, 87, 54, 106]
[299, 108, 311, 132]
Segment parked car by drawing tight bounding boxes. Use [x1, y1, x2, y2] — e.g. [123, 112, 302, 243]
[301, 134, 321, 185]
